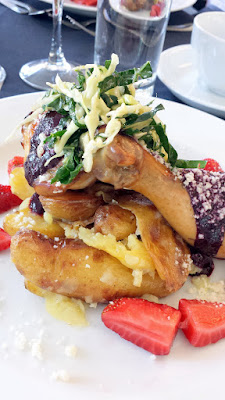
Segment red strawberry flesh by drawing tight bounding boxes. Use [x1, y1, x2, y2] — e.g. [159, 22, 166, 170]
[0, 228, 11, 251]
[102, 298, 181, 355]
[179, 299, 225, 347]
[203, 158, 223, 172]
[0, 184, 22, 213]
[8, 156, 24, 175]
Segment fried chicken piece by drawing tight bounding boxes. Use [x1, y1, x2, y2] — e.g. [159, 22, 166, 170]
[92, 134, 225, 258]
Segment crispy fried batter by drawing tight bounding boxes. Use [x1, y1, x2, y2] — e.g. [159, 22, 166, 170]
[11, 230, 185, 302]
[94, 204, 136, 240]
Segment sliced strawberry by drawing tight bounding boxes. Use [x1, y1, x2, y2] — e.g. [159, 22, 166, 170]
[8, 156, 24, 175]
[0, 184, 22, 213]
[0, 228, 11, 251]
[203, 158, 223, 172]
[179, 299, 225, 347]
[102, 298, 181, 355]
[150, 5, 161, 16]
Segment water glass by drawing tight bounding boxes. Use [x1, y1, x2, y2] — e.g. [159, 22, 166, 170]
[94, 0, 172, 95]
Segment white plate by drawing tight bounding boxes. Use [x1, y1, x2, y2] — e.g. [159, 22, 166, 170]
[43, 0, 97, 17]
[0, 92, 225, 400]
[171, 0, 196, 12]
[158, 44, 225, 119]
[41, 0, 195, 17]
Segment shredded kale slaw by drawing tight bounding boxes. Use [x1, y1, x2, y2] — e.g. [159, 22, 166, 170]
[40, 59, 206, 184]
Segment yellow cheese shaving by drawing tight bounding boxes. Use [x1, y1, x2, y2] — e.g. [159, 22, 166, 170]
[77, 227, 155, 273]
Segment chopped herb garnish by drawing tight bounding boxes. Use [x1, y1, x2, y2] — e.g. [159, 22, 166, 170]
[98, 62, 152, 94]
[175, 159, 207, 169]
[37, 57, 204, 185]
[101, 93, 118, 108]
[76, 71, 86, 91]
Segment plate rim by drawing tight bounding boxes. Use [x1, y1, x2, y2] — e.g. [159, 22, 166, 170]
[157, 44, 225, 116]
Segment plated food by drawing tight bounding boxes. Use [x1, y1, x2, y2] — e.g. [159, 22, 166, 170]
[1, 54, 225, 356]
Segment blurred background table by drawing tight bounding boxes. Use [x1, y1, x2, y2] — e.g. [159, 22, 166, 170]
[0, 0, 222, 102]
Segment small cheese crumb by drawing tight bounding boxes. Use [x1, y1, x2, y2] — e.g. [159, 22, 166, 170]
[14, 332, 28, 351]
[132, 269, 143, 287]
[141, 294, 159, 303]
[30, 339, 43, 360]
[50, 370, 71, 383]
[64, 345, 78, 358]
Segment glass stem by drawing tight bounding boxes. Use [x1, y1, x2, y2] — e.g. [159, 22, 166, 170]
[48, 0, 66, 65]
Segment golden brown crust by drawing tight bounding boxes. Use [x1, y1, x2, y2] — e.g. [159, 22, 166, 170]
[117, 194, 191, 292]
[94, 204, 136, 240]
[34, 170, 97, 196]
[10, 230, 181, 302]
[92, 134, 196, 245]
[40, 190, 104, 222]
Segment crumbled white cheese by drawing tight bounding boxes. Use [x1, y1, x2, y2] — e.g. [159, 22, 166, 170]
[14, 331, 28, 351]
[50, 370, 71, 383]
[30, 338, 43, 361]
[64, 345, 78, 358]
[189, 275, 225, 303]
[141, 294, 159, 303]
[132, 269, 143, 287]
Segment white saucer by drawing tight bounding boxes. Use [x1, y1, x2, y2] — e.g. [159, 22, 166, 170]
[171, 0, 196, 12]
[157, 44, 225, 119]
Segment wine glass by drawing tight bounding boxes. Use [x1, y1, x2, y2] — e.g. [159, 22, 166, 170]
[19, 0, 77, 90]
[0, 65, 6, 90]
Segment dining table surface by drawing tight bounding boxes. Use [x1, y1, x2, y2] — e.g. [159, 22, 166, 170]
[0, 0, 222, 110]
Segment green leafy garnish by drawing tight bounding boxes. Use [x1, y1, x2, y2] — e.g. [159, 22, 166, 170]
[104, 60, 111, 69]
[101, 93, 118, 108]
[175, 159, 207, 169]
[76, 71, 86, 91]
[98, 62, 152, 94]
[51, 135, 83, 185]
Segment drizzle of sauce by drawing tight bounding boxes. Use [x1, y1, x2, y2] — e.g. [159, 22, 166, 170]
[24, 111, 64, 186]
[189, 245, 214, 277]
[29, 193, 44, 215]
[178, 169, 225, 256]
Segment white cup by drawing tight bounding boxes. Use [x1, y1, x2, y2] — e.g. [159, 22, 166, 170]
[191, 12, 225, 97]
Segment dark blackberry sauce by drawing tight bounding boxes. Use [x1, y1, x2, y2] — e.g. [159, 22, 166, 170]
[24, 111, 64, 186]
[29, 193, 44, 215]
[189, 245, 214, 277]
[178, 169, 225, 256]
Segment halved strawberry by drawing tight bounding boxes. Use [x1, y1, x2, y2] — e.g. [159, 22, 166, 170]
[179, 299, 225, 347]
[0, 184, 22, 213]
[150, 4, 161, 16]
[8, 156, 24, 175]
[0, 228, 11, 251]
[102, 298, 181, 355]
[203, 158, 223, 172]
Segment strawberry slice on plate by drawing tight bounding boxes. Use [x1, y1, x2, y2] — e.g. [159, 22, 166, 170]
[0, 184, 22, 213]
[203, 158, 223, 172]
[179, 299, 225, 347]
[8, 156, 24, 175]
[0, 228, 11, 251]
[102, 298, 181, 355]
